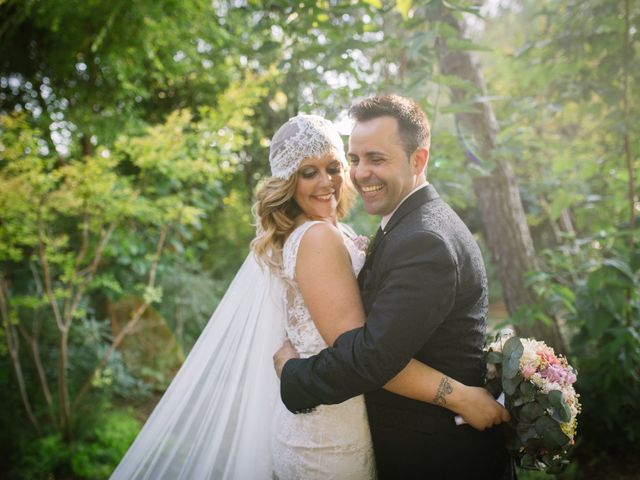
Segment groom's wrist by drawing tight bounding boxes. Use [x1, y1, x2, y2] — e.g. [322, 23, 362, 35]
[280, 358, 318, 415]
[434, 375, 465, 414]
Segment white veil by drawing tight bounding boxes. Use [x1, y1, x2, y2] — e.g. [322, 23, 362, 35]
[112, 113, 344, 479]
[111, 252, 286, 479]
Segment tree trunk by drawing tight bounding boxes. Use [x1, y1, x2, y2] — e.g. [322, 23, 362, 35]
[433, 6, 566, 352]
[0, 278, 42, 433]
[473, 163, 565, 349]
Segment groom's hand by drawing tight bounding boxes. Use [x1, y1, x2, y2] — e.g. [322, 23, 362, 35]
[273, 339, 300, 379]
[456, 386, 510, 431]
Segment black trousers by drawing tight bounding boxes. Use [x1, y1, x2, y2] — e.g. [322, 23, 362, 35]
[369, 418, 512, 480]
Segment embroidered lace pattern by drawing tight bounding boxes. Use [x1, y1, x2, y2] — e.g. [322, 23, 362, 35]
[269, 114, 347, 180]
[272, 221, 375, 480]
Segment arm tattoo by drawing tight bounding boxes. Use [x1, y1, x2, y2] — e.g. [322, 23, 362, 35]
[434, 376, 453, 407]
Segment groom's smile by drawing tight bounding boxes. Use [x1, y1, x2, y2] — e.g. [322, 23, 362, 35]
[360, 184, 384, 193]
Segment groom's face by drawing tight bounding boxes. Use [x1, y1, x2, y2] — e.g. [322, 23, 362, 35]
[348, 116, 419, 216]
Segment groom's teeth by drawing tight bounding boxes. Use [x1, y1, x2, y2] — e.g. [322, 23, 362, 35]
[361, 185, 383, 193]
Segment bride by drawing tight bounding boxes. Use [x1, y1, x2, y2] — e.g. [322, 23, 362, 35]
[111, 114, 507, 479]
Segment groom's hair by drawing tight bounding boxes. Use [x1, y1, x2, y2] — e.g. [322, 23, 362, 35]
[349, 94, 431, 158]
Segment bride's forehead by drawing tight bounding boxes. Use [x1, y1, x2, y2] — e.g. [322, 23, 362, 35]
[298, 153, 341, 168]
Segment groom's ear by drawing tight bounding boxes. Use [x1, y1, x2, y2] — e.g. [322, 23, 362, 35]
[411, 147, 429, 175]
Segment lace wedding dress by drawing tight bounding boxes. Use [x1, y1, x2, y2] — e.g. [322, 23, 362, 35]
[271, 221, 376, 480]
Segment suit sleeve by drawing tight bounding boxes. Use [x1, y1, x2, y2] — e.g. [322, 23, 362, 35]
[280, 230, 458, 413]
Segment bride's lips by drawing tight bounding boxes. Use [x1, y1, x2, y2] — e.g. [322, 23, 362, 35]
[312, 192, 335, 202]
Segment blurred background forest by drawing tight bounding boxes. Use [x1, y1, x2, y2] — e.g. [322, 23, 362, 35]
[0, 0, 638, 478]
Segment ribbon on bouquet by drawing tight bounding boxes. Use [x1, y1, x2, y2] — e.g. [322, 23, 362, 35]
[454, 392, 505, 426]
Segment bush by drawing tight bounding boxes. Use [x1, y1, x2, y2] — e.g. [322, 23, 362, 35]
[70, 410, 140, 479]
[18, 433, 71, 479]
[13, 409, 140, 480]
[570, 248, 640, 464]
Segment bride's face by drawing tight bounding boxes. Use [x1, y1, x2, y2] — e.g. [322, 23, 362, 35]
[293, 153, 344, 222]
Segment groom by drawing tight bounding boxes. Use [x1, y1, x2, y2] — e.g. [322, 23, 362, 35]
[275, 95, 510, 479]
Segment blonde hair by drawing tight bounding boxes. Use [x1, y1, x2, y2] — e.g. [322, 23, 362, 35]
[251, 165, 354, 273]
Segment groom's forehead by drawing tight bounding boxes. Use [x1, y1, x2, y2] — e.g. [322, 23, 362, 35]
[348, 123, 404, 154]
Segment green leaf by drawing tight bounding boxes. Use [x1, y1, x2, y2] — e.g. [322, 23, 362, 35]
[548, 190, 578, 221]
[516, 422, 539, 444]
[395, 0, 412, 20]
[542, 421, 571, 450]
[548, 390, 571, 423]
[603, 258, 635, 280]
[486, 351, 503, 364]
[520, 401, 545, 423]
[536, 392, 551, 410]
[143, 285, 163, 304]
[361, 0, 382, 8]
[502, 336, 524, 379]
[534, 415, 556, 435]
[519, 381, 536, 403]
[520, 453, 536, 468]
[503, 373, 522, 395]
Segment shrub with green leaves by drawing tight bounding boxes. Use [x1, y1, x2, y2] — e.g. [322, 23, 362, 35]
[570, 247, 640, 461]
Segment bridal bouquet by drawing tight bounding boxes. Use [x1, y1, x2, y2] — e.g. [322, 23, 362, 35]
[484, 332, 580, 473]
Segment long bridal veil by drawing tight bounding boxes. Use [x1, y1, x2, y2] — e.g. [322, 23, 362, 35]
[111, 253, 286, 479]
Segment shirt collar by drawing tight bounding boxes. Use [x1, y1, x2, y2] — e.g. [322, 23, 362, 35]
[381, 182, 429, 231]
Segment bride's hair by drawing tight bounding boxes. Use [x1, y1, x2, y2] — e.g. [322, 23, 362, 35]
[251, 164, 354, 273]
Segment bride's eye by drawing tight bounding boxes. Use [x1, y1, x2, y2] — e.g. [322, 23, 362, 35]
[327, 164, 341, 175]
[299, 169, 317, 179]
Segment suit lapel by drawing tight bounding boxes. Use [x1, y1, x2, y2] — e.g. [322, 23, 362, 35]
[357, 185, 440, 289]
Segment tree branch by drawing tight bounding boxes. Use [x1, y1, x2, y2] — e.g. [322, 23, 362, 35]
[65, 221, 116, 328]
[36, 204, 64, 332]
[0, 276, 42, 433]
[73, 225, 169, 406]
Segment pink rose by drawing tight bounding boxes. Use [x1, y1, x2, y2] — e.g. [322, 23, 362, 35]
[537, 348, 561, 366]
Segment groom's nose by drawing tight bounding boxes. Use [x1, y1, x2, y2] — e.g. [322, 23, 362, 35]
[351, 161, 370, 183]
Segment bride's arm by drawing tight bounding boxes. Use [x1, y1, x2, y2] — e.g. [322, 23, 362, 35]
[294, 223, 508, 430]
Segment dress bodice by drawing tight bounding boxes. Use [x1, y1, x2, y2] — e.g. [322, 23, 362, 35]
[281, 221, 366, 357]
[273, 221, 375, 480]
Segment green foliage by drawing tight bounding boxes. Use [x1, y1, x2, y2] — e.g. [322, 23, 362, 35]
[0, 68, 271, 476]
[18, 433, 71, 479]
[478, 0, 639, 241]
[15, 409, 140, 480]
[569, 243, 640, 461]
[70, 410, 140, 480]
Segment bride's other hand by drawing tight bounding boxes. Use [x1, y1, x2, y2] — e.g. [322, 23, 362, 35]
[454, 386, 510, 431]
[274, 339, 299, 379]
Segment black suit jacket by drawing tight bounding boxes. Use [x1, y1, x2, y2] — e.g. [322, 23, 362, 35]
[280, 185, 509, 478]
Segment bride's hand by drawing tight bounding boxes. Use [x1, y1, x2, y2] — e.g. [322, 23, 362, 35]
[454, 386, 510, 431]
[273, 339, 300, 379]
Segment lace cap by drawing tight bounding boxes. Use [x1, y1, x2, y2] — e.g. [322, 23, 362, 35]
[269, 114, 346, 179]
